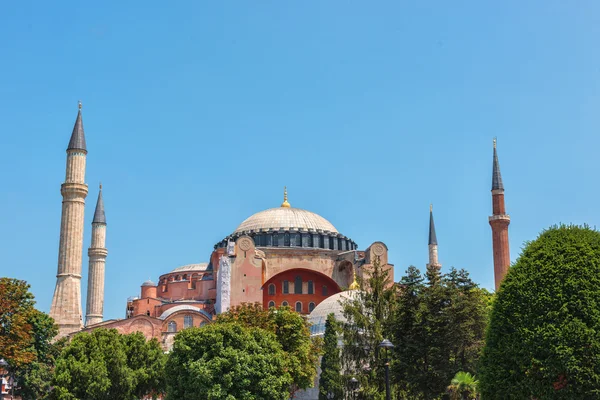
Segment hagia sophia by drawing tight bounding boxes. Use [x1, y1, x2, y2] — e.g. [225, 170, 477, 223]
[49, 104, 511, 352]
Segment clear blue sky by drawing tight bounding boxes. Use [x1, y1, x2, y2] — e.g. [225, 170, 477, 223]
[1, 1, 599, 320]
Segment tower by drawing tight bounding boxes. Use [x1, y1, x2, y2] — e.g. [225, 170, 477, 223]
[489, 138, 511, 290]
[85, 184, 107, 327]
[49, 103, 88, 338]
[427, 204, 441, 271]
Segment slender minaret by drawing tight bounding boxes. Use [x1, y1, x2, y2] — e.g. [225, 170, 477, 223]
[489, 138, 511, 290]
[85, 184, 107, 327]
[427, 204, 441, 271]
[50, 102, 89, 338]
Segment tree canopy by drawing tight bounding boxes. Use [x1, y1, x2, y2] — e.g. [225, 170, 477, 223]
[0, 278, 37, 367]
[165, 323, 292, 400]
[318, 313, 343, 400]
[51, 328, 166, 400]
[216, 303, 320, 395]
[479, 225, 600, 399]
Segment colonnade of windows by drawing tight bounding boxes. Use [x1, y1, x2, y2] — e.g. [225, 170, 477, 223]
[267, 277, 325, 296]
[267, 300, 316, 313]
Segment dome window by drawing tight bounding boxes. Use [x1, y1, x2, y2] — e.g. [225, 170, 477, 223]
[295, 276, 303, 294]
[184, 315, 193, 329]
[308, 281, 314, 294]
[282, 301, 289, 307]
[309, 302, 316, 313]
[167, 321, 177, 333]
[283, 281, 289, 294]
[295, 302, 303, 313]
[268, 301, 275, 308]
[268, 284, 276, 296]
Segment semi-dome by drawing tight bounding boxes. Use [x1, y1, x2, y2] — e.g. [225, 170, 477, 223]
[235, 207, 338, 234]
[308, 290, 359, 336]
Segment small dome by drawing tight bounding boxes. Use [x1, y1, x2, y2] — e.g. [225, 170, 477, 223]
[171, 263, 209, 273]
[307, 290, 360, 336]
[141, 280, 156, 287]
[235, 207, 338, 234]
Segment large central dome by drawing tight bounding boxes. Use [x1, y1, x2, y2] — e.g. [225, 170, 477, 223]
[235, 207, 338, 234]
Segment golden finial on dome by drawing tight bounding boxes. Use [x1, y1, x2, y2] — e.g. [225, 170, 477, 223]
[349, 276, 360, 290]
[281, 186, 291, 208]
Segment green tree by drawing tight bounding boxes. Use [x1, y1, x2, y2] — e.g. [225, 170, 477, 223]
[217, 303, 320, 396]
[391, 266, 489, 399]
[479, 225, 600, 399]
[447, 371, 478, 400]
[15, 310, 66, 400]
[0, 278, 36, 367]
[341, 255, 396, 399]
[165, 323, 292, 400]
[51, 328, 166, 400]
[318, 313, 342, 400]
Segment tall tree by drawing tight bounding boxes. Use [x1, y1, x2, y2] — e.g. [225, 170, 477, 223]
[318, 313, 342, 400]
[0, 278, 36, 367]
[165, 323, 292, 400]
[341, 256, 396, 399]
[51, 328, 166, 400]
[217, 303, 320, 396]
[479, 225, 600, 399]
[14, 310, 66, 400]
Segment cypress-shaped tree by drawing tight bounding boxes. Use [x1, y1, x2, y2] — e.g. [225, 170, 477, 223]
[318, 313, 342, 400]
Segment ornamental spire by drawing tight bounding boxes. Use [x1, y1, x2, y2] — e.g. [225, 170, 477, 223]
[492, 138, 504, 191]
[67, 101, 87, 152]
[281, 186, 291, 208]
[92, 183, 106, 224]
[429, 204, 438, 245]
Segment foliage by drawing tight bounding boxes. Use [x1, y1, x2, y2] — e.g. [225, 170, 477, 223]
[0, 278, 36, 367]
[165, 323, 292, 400]
[447, 371, 478, 400]
[318, 313, 343, 400]
[51, 328, 166, 400]
[341, 255, 396, 399]
[217, 303, 320, 395]
[390, 265, 490, 399]
[479, 225, 600, 399]
[15, 310, 66, 400]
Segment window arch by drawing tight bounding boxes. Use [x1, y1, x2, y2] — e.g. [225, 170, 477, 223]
[184, 315, 193, 329]
[295, 276, 302, 294]
[282, 301, 289, 307]
[309, 302, 316, 313]
[268, 301, 275, 308]
[307, 280, 314, 294]
[268, 284, 276, 296]
[295, 302, 302, 313]
[283, 280, 289, 294]
[167, 321, 177, 333]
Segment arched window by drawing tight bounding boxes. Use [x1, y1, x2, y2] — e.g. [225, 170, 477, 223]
[184, 315, 193, 329]
[183, 274, 187, 280]
[307, 280, 314, 294]
[322, 285, 328, 296]
[295, 302, 302, 313]
[282, 301, 289, 307]
[283, 281, 289, 294]
[146, 310, 150, 316]
[167, 321, 177, 333]
[309, 302, 316, 312]
[175, 275, 181, 281]
[268, 284, 276, 296]
[268, 301, 275, 308]
[295, 276, 302, 294]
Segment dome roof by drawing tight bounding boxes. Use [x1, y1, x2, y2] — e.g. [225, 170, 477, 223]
[307, 290, 359, 336]
[171, 263, 209, 273]
[141, 280, 156, 287]
[235, 207, 338, 234]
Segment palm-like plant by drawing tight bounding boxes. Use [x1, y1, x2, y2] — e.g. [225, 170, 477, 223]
[447, 371, 479, 400]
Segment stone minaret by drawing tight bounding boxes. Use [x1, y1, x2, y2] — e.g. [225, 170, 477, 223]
[427, 204, 441, 271]
[50, 102, 88, 338]
[85, 185, 107, 327]
[489, 139, 511, 290]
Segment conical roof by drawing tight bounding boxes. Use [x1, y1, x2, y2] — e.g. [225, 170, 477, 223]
[429, 205, 438, 245]
[67, 106, 87, 152]
[93, 186, 106, 224]
[492, 139, 504, 191]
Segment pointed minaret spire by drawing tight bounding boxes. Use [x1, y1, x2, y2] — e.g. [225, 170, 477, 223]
[492, 138, 503, 190]
[86, 183, 108, 327]
[92, 183, 106, 224]
[281, 186, 291, 208]
[427, 204, 441, 271]
[428, 204, 438, 245]
[68, 101, 87, 152]
[489, 138, 511, 290]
